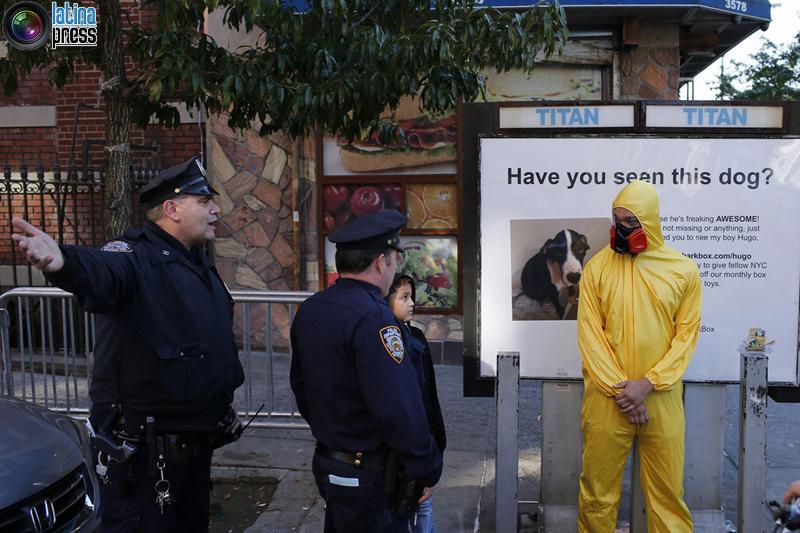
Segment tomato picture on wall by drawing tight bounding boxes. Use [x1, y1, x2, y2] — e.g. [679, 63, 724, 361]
[322, 183, 404, 232]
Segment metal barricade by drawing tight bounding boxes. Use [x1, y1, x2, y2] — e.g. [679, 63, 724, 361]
[0, 286, 313, 429]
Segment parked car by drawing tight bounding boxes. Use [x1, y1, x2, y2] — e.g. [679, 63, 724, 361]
[0, 396, 99, 532]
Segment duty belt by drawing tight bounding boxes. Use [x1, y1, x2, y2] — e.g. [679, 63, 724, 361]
[316, 443, 389, 468]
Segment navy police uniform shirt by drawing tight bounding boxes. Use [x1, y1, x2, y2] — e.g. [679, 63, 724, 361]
[290, 277, 442, 487]
[46, 220, 244, 432]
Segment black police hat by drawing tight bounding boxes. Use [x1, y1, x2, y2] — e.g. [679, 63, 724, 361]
[330, 210, 407, 253]
[139, 158, 218, 206]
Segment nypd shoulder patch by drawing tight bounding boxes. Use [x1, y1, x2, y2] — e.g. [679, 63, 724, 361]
[379, 326, 404, 364]
[101, 240, 133, 253]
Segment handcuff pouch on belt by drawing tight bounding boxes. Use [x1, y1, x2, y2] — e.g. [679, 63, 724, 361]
[383, 452, 422, 519]
[89, 406, 140, 489]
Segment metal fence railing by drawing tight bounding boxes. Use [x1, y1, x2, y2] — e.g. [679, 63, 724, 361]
[0, 286, 314, 429]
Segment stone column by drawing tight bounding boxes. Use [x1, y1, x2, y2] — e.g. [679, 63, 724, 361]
[619, 23, 680, 100]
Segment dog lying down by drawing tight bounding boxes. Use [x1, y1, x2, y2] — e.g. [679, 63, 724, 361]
[520, 229, 590, 319]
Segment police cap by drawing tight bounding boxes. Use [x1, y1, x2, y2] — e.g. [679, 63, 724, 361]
[330, 210, 406, 252]
[139, 158, 218, 207]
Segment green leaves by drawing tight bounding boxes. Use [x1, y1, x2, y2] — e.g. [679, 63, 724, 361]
[714, 32, 800, 101]
[0, 0, 567, 140]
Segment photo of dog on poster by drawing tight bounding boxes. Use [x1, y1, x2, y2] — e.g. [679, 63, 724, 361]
[510, 218, 608, 320]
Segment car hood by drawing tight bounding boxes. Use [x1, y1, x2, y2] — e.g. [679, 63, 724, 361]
[0, 397, 85, 509]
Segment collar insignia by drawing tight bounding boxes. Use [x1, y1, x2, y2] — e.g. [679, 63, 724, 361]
[380, 326, 404, 364]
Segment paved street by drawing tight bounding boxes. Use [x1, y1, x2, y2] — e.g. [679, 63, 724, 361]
[6, 353, 800, 531]
[211, 362, 800, 532]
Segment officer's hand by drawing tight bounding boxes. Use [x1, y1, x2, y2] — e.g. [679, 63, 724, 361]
[11, 218, 64, 272]
[613, 378, 654, 412]
[784, 481, 800, 504]
[223, 409, 242, 435]
[627, 404, 649, 425]
[418, 486, 433, 504]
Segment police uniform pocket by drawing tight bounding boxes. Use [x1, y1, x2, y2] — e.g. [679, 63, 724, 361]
[155, 343, 210, 403]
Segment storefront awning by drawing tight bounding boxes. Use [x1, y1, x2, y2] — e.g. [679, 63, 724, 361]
[285, 0, 772, 79]
[484, 0, 772, 78]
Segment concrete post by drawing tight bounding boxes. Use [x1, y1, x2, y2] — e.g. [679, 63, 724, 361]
[684, 384, 726, 531]
[738, 352, 768, 533]
[539, 382, 583, 533]
[496, 352, 520, 533]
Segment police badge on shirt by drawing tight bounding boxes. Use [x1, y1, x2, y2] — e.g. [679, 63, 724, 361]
[380, 326, 404, 364]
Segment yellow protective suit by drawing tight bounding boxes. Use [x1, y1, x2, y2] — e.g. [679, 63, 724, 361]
[577, 180, 702, 533]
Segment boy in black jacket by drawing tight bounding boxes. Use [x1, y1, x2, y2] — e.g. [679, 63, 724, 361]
[386, 274, 447, 532]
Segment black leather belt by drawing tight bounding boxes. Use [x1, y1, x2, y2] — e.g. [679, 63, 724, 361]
[316, 443, 388, 468]
[109, 428, 210, 463]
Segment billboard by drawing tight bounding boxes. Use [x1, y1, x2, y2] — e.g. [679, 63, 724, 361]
[478, 136, 800, 383]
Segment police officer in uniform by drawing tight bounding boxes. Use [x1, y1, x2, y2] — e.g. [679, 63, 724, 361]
[12, 158, 245, 532]
[290, 210, 442, 532]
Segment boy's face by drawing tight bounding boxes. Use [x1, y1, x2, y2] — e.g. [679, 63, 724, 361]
[389, 281, 414, 322]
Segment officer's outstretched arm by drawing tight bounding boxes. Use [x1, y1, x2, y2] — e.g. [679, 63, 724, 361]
[13, 217, 135, 312]
[43, 243, 136, 313]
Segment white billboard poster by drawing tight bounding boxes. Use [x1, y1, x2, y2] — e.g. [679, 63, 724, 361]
[479, 137, 800, 383]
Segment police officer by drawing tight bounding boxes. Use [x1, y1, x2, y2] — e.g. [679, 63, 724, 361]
[11, 158, 245, 532]
[290, 210, 442, 532]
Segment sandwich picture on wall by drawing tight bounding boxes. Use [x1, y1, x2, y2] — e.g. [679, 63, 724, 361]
[323, 96, 457, 175]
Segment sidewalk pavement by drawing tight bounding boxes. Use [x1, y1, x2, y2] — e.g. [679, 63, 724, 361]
[212, 364, 800, 532]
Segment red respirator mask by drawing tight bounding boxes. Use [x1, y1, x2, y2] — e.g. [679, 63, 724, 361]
[610, 224, 647, 255]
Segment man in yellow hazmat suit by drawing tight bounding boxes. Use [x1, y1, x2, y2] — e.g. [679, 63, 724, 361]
[577, 180, 702, 533]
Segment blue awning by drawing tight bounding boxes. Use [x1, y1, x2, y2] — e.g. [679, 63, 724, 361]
[482, 1, 770, 21]
[281, 0, 773, 78]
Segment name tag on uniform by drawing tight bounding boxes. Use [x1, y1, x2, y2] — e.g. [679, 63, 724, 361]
[328, 474, 359, 487]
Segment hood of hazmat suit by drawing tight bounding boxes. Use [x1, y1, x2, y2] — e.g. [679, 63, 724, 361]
[577, 180, 702, 396]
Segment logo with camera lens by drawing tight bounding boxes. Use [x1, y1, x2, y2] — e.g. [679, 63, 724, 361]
[1, 2, 97, 51]
[2, 1, 50, 51]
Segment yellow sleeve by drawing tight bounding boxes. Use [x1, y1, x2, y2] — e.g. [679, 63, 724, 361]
[577, 262, 628, 397]
[644, 266, 702, 390]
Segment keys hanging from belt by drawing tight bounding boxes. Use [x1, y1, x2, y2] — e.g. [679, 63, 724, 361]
[154, 457, 174, 515]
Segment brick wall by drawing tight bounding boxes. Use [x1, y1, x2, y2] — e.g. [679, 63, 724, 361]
[0, 69, 54, 106]
[142, 123, 205, 167]
[0, 128, 58, 165]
